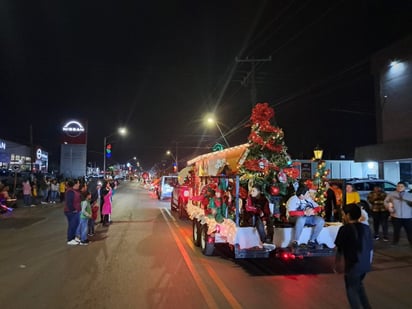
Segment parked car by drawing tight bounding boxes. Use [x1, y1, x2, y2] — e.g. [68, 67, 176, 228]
[345, 178, 397, 212]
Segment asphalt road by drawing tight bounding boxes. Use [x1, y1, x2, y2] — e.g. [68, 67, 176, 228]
[1, 181, 412, 309]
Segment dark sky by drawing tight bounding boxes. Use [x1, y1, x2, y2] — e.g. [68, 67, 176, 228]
[1, 0, 412, 172]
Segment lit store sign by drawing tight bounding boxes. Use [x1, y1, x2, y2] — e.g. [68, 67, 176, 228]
[62, 120, 85, 137]
[36, 148, 48, 160]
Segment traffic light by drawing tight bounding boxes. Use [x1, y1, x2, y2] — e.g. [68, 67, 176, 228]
[105, 143, 112, 158]
[173, 163, 177, 173]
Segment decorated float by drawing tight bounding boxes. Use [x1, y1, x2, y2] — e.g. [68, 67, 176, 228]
[171, 103, 341, 259]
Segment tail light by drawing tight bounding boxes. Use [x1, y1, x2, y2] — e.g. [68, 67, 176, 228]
[276, 250, 303, 261]
[280, 252, 296, 260]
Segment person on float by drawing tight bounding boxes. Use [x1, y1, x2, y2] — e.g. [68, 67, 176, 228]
[324, 181, 337, 222]
[286, 185, 325, 248]
[245, 184, 272, 243]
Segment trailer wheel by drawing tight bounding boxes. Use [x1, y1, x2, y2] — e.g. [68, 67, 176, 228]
[192, 219, 201, 247]
[200, 224, 214, 256]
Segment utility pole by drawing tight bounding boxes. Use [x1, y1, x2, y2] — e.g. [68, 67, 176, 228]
[235, 56, 272, 106]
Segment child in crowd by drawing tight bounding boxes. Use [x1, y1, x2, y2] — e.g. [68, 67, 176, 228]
[79, 191, 92, 245]
[88, 199, 99, 236]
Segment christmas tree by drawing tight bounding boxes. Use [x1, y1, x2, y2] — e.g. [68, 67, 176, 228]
[238, 103, 300, 204]
[312, 160, 329, 207]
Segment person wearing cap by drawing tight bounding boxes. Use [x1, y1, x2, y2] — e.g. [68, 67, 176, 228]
[384, 181, 412, 246]
[286, 185, 325, 249]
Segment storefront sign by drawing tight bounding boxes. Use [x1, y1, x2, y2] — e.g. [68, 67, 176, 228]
[62, 120, 85, 137]
[61, 119, 87, 145]
[36, 148, 43, 160]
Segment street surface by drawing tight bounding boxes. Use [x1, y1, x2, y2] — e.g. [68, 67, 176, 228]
[1, 181, 412, 309]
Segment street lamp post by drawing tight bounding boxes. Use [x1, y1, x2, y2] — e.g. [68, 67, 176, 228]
[166, 150, 178, 173]
[103, 127, 127, 179]
[313, 145, 329, 215]
[313, 145, 324, 161]
[206, 116, 230, 148]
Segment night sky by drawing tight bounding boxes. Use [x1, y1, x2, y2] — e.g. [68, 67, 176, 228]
[1, 1, 412, 172]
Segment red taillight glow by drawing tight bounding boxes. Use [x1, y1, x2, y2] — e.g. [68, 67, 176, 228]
[280, 252, 296, 261]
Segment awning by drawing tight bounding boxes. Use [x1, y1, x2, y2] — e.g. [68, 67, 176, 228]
[187, 143, 249, 176]
[354, 139, 412, 162]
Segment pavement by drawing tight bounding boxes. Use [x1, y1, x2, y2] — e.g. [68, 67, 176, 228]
[0, 198, 63, 229]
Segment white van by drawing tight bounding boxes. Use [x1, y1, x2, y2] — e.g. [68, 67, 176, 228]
[157, 176, 178, 200]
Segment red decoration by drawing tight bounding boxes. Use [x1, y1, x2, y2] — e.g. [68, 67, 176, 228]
[250, 102, 275, 125]
[283, 167, 300, 179]
[270, 185, 280, 196]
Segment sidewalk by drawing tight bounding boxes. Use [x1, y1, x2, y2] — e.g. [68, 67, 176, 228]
[0, 198, 63, 229]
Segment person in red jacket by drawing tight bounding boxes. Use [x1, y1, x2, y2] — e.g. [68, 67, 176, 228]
[286, 185, 325, 248]
[88, 199, 99, 236]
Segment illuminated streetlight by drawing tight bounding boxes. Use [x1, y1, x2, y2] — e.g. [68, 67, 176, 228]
[166, 150, 178, 172]
[103, 127, 127, 178]
[313, 145, 323, 161]
[205, 115, 230, 148]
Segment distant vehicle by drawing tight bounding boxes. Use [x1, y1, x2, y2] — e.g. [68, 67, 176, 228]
[156, 176, 178, 200]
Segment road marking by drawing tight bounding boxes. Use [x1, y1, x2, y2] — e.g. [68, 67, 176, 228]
[162, 208, 243, 309]
[160, 208, 219, 309]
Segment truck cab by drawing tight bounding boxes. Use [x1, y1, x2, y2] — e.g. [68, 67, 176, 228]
[171, 184, 191, 218]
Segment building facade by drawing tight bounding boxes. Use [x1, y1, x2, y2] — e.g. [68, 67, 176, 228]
[355, 34, 412, 184]
[0, 138, 48, 173]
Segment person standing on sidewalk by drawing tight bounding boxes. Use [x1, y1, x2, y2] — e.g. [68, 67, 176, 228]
[102, 181, 113, 226]
[335, 203, 373, 309]
[50, 179, 59, 204]
[384, 181, 412, 246]
[64, 179, 81, 245]
[22, 179, 33, 207]
[39, 176, 49, 204]
[78, 191, 92, 245]
[367, 185, 389, 241]
[59, 179, 66, 202]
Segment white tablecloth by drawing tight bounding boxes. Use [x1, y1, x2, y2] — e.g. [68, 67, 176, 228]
[273, 224, 342, 248]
